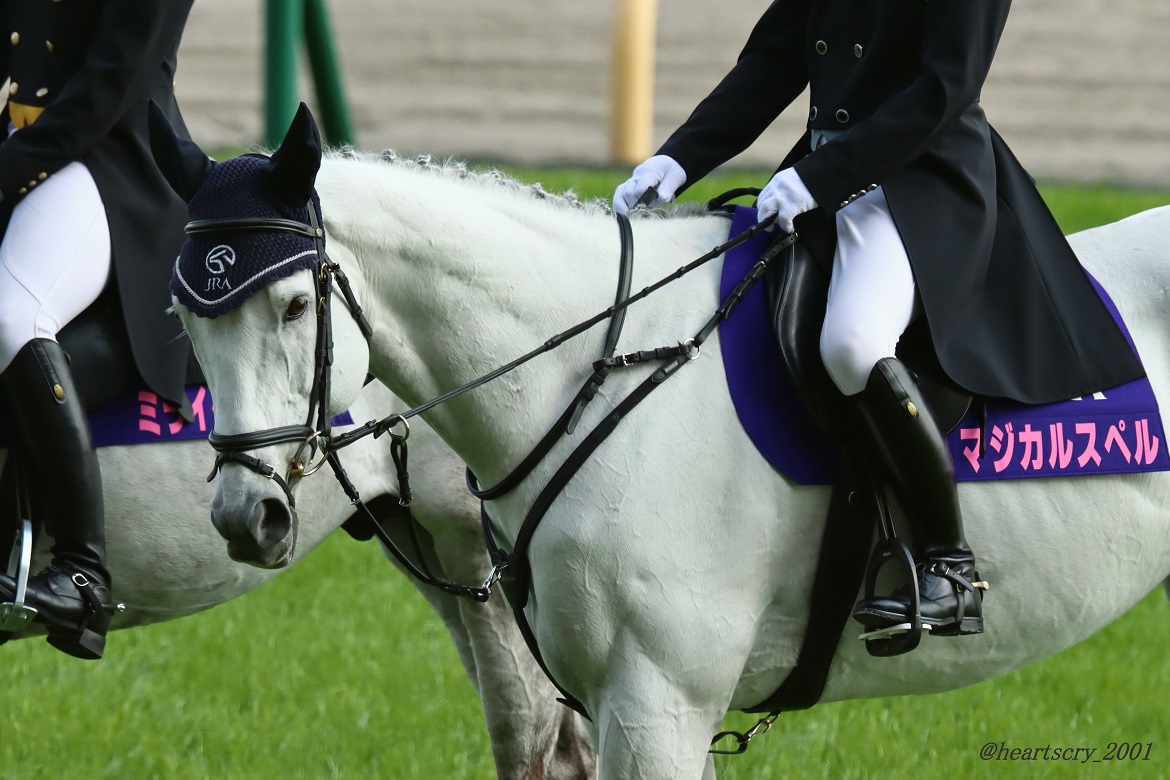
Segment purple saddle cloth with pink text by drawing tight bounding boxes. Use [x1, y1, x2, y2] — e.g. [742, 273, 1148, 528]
[718, 206, 1170, 485]
[0, 384, 352, 449]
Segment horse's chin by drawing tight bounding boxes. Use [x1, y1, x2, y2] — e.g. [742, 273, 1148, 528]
[226, 527, 297, 570]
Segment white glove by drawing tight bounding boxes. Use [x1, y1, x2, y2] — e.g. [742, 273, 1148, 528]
[613, 155, 687, 214]
[757, 168, 818, 232]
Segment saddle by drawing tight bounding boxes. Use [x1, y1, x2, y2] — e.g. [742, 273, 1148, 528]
[763, 230, 973, 440]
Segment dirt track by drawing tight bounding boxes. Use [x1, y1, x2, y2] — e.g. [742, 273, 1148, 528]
[176, 0, 1170, 187]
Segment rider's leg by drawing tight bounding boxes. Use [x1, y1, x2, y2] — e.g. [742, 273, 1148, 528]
[848, 358, 984, 634]
[819, 186, 984, 635]
[0, 161, 116, 659]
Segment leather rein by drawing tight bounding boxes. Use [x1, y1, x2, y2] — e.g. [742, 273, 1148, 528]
[187, 195, 794, 620]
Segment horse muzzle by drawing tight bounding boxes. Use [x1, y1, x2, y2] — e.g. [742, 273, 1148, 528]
[210, 483, 298, 569]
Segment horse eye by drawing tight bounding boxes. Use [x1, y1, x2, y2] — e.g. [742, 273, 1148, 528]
[286, 296, 309, 320]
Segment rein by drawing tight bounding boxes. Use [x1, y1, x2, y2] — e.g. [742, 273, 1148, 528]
[191, 197, 791, 609]
[327, 211, 782, 446]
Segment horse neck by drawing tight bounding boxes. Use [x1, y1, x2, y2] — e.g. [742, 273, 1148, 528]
[317, 158, 624, 482]
[316, 158, 728, 483]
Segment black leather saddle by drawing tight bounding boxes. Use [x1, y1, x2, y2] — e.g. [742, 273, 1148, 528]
[762, 236, 973, 438]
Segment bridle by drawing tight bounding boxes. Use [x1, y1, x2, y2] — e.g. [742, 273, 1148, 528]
[192, 204, 372, 509]
[186, 203, 506, 601]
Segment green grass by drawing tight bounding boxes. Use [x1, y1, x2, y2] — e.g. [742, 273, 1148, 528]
[3, 171, 1168, 779]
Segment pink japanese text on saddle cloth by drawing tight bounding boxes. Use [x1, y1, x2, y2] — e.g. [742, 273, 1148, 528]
[0, 384, 352, 449]
[717, 206, 1170, 485]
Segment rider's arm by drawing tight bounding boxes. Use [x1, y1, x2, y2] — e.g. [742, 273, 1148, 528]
[0, 0, 191, 201]
[657, 0, 813, 192]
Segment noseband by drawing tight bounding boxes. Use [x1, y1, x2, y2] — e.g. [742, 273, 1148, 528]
[187, 203, 373, 508]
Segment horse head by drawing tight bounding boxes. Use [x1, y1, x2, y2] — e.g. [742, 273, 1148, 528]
[149, 103, 371, 568]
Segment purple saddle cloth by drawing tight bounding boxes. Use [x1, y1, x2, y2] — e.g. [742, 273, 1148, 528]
[1, 384, 352, 449]
[718, 206, 1170, 485]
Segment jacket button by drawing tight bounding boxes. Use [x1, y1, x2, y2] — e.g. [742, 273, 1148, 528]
[45, 40, 53, 53]
[10, 32, 19, 45]
[18, 188, 27, 195]
[38, 172, 47, 180]
[839, 200, 848, 209]
[8, 82, 16, 96]
[815, 40, 828, 55]
[35, 87, 48, 98]
[809, 106, 818, 121]
[854, 44, 863, 58]
[28, 180, 37, 188]
[836, 109, 850, 123]
[868, 184, 877, 191]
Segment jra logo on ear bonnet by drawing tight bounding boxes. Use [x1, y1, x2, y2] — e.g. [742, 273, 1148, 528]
[170, 154, 325, 318]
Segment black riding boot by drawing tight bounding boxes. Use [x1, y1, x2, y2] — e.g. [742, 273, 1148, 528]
[0, 339, 117, 659]
[850, 358, 987, 636]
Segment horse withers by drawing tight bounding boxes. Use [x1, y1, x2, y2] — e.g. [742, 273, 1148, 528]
[155, 104, 1170, 780]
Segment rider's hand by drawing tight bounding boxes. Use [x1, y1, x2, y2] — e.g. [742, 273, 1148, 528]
[757, 168, 817, 233]
[613, 155, 687, 215]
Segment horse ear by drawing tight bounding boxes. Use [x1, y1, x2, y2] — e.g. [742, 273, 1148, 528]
[147, 100, 213, 202]
[265, 102, 322, 204]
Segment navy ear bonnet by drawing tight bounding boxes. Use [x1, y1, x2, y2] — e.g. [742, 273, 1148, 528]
[170, 154, 325, 318]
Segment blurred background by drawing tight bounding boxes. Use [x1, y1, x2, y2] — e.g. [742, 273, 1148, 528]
[177, 0, 1170, 187]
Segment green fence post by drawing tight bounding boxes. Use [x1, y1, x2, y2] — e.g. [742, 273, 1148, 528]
[303, 0, 356, 146]
[265, 0, 304, 147]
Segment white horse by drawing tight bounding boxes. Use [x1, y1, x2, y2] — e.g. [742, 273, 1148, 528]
[2, 377, 594, 780]
[158, 109, 1170, 780]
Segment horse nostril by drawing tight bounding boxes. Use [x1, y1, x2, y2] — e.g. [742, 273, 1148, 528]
[253, 497, 293, 546]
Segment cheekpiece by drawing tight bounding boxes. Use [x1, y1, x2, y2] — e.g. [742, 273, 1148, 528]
[171, 155, 324, 318]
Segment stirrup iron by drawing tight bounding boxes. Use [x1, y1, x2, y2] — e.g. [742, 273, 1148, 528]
[858, 622, 933, 642]
[0, 518, 38, 631]
[858, 481, 923, 657]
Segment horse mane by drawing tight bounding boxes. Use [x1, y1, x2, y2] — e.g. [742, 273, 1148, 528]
[319, 145, 723, 221]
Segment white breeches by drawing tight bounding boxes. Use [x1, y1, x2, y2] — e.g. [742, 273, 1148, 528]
[819, 185, 918, 396]
[0, 161, 112, 373]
